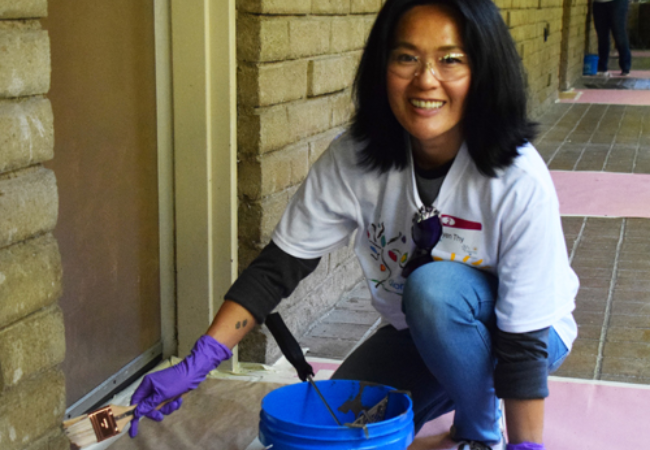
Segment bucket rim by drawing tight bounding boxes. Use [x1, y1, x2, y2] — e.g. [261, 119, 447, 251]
[260, 409, 414, 431]
[260, 379, 413, 431]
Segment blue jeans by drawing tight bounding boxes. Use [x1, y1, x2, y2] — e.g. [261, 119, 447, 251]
[593, 0, 632, 73]
[332, 262, 569, 443]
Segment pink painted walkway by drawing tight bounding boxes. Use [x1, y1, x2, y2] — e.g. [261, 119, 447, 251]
[560, 89, 650, 105]
[417, 379, 650, 449]
[560, 68, 650, 105]
[551, 171, 650, 218]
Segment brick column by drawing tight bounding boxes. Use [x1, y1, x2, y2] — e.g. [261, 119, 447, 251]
[235, 0, 381, 363]
[0, 1, 67, 449]
[558, 0, 590, 91]
[494, 0, 565, 116]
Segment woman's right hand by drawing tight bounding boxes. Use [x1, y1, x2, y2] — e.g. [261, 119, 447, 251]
[128, 335, 233, 437]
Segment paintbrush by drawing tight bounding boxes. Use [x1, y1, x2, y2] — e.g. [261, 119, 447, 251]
[63, 395, 184, 448]
[63, 403, 136, 448]
[265, 312, 342, 426]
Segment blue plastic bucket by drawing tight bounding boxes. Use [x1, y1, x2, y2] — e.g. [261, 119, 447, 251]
[259, 380, 414, 450]
[583, 54, 599, 75]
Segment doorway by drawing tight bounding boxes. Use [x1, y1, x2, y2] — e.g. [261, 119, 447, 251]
[43, 0, 164, 411]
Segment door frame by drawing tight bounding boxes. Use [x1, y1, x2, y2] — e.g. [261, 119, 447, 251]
[165, 0, 239, 365]
[154, 0, 176, 360]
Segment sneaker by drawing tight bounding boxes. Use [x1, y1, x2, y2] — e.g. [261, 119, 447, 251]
[596, 71, 610, 78]
[620, 71, 630, 77]
[456, 440, 505, 450]
[448, 425, 505, 450]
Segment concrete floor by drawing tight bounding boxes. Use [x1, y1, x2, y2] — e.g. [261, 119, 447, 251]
[298, 56, 650, 387]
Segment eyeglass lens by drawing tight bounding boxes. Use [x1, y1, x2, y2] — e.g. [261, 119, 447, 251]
[388, 51, 469, 81]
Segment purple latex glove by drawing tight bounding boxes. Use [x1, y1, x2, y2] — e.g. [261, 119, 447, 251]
[128, 335, 232, 437]
[506, 443, 545, 450]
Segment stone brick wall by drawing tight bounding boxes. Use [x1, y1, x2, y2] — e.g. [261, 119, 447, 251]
[496, 0, 588, 116]
[558, 0, 590, 91]
[0, 1, 67, 449]
[236, 0, 381, 362]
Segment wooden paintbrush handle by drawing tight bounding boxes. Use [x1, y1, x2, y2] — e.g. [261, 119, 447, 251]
[62, 394, 187, 429]
[117, 393, 188, 419]
[114, 393, 188, 431]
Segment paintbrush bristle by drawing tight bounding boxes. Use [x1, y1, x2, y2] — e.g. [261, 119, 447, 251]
[63, 403, 136, 448]
[63, 415, 100, 448]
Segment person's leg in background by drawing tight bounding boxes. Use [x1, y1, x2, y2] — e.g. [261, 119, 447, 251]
[610, 0, 632, 74]
[592, 1, 613, 73]
[402, 262, 502, 444]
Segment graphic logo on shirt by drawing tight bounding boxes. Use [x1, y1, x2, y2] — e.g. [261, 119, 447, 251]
[440, 214, 482, 230]
[366, 222, 409, 294]
[437, 215, 488, 268]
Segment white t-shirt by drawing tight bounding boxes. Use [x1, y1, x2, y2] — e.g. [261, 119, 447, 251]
[272, 132, 579, 349]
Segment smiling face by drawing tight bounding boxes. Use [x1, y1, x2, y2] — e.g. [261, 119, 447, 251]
[386, 4, 471, 169]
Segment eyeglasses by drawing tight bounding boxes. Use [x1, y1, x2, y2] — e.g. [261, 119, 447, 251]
[388, 50, 470, 82]
[402, 205, 443, 278]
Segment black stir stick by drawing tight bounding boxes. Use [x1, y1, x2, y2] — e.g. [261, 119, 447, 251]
[265, 312, 342, 426]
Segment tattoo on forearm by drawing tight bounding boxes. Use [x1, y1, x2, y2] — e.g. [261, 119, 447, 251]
[243, 319, 248, 328]
[235, 319, 249, 330]
[236, 321, 241, 329]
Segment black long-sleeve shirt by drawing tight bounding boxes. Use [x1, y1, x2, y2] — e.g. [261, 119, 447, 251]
[226, 241, 550, 399]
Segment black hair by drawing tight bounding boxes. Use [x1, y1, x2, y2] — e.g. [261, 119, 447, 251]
[351, 0, 537, 177]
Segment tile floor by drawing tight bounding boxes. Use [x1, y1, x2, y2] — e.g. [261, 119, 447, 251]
[298, 63, 650, 387]
[559, 216, 650, 384]
[535, 104, 650, 173]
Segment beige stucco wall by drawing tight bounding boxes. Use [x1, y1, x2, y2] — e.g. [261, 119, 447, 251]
[0, 1, 67, 449]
